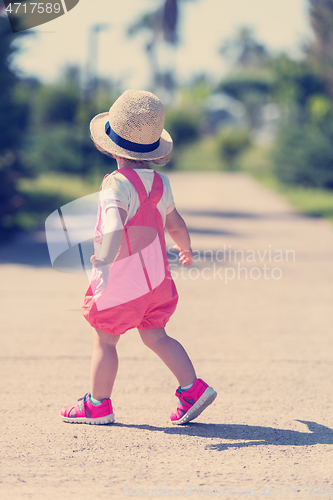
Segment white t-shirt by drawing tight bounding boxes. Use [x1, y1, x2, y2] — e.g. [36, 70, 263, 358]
[100, 169, 175, 233]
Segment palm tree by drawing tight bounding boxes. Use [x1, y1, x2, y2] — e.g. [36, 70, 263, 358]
[307, 0, 333, 99]
[128, 0, 197, 92]
[218, 28, 271, 129]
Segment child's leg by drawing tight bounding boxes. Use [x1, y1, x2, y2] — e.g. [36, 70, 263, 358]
[138, 327, 196, 387]
[90, 329, 120, 401]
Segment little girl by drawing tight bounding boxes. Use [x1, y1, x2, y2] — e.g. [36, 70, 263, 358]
[60, 90, 217, 425]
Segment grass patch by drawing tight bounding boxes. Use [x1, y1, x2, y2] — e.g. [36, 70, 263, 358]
[19, 172, 101, 200]
[239, 145, 333, 222]
[17, 173, 101, 230]
[274, 183, 333, 222]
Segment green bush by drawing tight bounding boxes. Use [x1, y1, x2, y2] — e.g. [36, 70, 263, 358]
[217, 128, 251, 170]
[41, 88, 80, 124]
[21, 124, 115, 176]
[0, 16, 30, 239]
[273, 124, 333, 189]
[164, 108, 200, 148]
[21, 125, 84, 175]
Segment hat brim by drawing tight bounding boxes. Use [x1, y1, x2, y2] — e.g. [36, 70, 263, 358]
[90, 112, 173, 161]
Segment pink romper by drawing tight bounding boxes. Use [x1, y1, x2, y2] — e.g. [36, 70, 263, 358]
[82, 168, 178, 335]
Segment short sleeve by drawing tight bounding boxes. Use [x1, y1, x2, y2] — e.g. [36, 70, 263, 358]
[103, 206, 125, 233]
[100, 173, 130, 213]
[159, 172, 175, 214]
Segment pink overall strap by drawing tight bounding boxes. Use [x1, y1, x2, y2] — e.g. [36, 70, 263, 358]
[115, 168, 148, 205]
[149, 171, 163, 206]
[116, 168, 164, 206]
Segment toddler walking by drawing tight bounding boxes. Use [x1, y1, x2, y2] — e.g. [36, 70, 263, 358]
[60, 90, 217, 425]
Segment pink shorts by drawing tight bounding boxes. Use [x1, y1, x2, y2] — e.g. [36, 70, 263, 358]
[82, 277, 178, 335]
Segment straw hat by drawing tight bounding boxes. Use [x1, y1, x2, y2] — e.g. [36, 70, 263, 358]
[90, 89, 173, 161]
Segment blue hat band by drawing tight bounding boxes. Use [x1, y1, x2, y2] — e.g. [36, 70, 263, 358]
[105, 122, 160, 153]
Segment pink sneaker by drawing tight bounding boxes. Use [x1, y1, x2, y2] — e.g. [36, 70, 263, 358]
[170, 379, 217, 425]
[60, 393, 115, 425]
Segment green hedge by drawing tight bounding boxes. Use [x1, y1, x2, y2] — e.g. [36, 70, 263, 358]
[274, 124, 333, 189]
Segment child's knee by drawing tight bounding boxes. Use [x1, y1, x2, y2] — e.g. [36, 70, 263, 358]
[139, 328, 166, 349]
[93, 329, 120, 346]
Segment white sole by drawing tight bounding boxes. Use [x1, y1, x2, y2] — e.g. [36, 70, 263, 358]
[172, 387, 217, 425]
[60, 413, 115, 425]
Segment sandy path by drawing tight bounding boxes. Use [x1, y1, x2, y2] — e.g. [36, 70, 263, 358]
[1, 172, 333, 500]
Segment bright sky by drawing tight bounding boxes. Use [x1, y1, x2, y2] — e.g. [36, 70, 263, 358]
[10, 0, 313, 89]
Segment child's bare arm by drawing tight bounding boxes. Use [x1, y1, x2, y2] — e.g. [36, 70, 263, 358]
[165, 208, 193, 265]
[90, 207, 127, 293]
[96, 208, 127, 263]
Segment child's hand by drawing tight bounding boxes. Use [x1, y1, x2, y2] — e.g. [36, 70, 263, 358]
[173, 245, 193, 266]
[90, 255, 105, 269]
[90, 255, 109, 294]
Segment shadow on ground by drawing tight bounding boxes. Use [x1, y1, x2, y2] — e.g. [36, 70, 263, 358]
[112, 421, 333, 450]
[180, 209, 302, 221]
[0, 231, 51, 267]
[0, 222, 240, 267]
[187, 227, 238, 237]
[181, 210, 261, 219]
